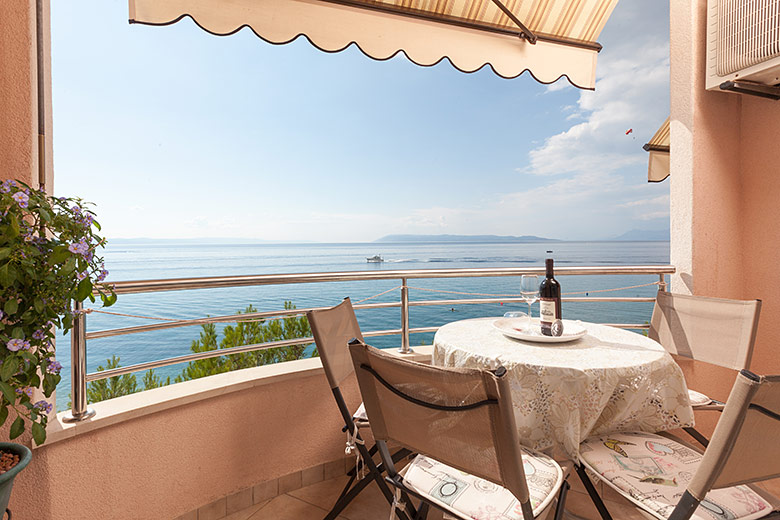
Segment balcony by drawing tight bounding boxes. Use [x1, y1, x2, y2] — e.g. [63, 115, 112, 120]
[4, 265, 700, 519]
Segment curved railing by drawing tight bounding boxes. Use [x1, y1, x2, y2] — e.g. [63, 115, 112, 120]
[64, 265, 674, 422]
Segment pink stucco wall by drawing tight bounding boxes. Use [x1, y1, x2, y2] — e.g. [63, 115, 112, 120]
[670, 0, 780, 375]
[738, 99, 780, 374]
[0, 0, 37, 184]
[10, 368, 361, 519]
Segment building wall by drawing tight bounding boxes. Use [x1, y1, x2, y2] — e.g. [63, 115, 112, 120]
[9, 364, 362, 519]
[0, 0, 37, 184]
[0, 0, 53, 189]
[670, 0, 780, 374]
[739, 100, 780, 373]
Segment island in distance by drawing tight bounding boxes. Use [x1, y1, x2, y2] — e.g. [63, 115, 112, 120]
[374, 234, 559, 243]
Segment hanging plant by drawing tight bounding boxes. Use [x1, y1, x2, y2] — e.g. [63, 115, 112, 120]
[0, 179, 115, 445]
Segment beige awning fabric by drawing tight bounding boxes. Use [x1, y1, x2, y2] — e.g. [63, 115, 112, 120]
[644, 117, 670, 183]
[129, 0, 620, 89]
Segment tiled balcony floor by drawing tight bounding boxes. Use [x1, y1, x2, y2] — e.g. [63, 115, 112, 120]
[222, 472, 649, 520]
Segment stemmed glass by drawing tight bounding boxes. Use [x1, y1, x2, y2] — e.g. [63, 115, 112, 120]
[519, 275, 540, 331]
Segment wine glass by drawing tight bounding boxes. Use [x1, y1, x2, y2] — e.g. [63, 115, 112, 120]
[520, 275, 539, 331]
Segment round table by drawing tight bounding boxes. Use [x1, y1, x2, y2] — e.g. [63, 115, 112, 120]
[433, 318, 695, 458]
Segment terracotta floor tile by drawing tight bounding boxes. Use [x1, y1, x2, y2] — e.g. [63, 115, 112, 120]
[246, 494, 328, 519]
[339, 480, 396, 520]
[222, 501, 269, 520]
[288, 475, 351, 512]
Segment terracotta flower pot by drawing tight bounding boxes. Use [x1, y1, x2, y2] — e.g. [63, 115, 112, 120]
[0, 443, 32, 517]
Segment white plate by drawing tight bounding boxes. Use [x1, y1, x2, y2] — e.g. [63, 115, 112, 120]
[492, 318, 587, 343]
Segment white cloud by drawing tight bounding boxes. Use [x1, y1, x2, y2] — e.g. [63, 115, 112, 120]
[619, 194, 670, 208]
[526, 42, 669, 179]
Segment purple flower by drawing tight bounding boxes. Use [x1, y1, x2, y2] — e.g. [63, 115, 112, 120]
[76, 271, 87, 281]
[15, 387, 33, 398]
[97, 269, 109, 282]
[33, 400, 53, 414]
[47, 360, 62, 374]
[12, 192, 29, 208]
[1, 180, 16, 193]
[33, 329, 46, 340]
[6, 339, 28, 352]
[68, 240, 89, 255]
[71, 205, 81, 214]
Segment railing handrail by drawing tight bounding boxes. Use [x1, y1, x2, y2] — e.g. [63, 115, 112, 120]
[103, 265, 675, 295]
[63, 264, 674, 422]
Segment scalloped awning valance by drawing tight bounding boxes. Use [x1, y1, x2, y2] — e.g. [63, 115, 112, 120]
[644, 117, 670, 183]
[128, 0, 620, 90]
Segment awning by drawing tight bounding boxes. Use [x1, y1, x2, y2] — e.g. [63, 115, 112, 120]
[129, 0, 619, 90]
[644, 117, 670, 183]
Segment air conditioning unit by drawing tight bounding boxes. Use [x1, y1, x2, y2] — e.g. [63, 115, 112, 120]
[706, 0, 780, 99]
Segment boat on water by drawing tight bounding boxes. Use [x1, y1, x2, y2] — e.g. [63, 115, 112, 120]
[366, 255, 384, 263]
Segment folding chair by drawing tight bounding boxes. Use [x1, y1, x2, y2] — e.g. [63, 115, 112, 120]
[307, 298, 412, 520]
[579, 369, 780, 520]
[348, 338, 572, 520]
[649, 291, 761, 446]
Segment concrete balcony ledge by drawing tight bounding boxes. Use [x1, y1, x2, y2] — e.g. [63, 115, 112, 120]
[46, 345, 435, 446]
[11, 345, 434, 520]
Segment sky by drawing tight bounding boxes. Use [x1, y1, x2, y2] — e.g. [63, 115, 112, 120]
[51, 0, 671, 242]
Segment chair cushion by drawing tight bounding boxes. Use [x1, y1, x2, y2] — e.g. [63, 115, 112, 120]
[352, 402, 369, 423]
[400, 449, 563, 519]
[580, 431, 772, 520]
[688, 389, 713, 407]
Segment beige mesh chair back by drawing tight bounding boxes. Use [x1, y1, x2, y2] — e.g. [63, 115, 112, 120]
[649, 291, 761, 371]
[307, 297, 364, 390]
[673, 370, 780, 519]
[349, 339, 568, 520]
[307, 299, 412, 520]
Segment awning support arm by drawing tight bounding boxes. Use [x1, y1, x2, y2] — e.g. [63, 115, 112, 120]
[489, 0, 537, 44]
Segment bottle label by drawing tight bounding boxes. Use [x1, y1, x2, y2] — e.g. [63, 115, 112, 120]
[539, 299, 557, 323]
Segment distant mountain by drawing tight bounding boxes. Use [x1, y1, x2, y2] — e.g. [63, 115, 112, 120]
[374, 234, 559, 243]
[611, 229, 670, 241]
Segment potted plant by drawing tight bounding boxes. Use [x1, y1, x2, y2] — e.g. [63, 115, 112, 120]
[0, 179, 115, 511]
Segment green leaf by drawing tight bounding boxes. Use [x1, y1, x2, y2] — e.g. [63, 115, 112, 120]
[0, 357, 19, 382]
[50, 245, 70, 265]
[11, 327, 23, 339]
[62, 256, 76, 274]
[0, 381, 16, 404]
[33, 298, 44, 313]
[3, 299, 18, 315]
[9, 416, 24, 440]
[7, 215, 19, 238]
[0, 405, 8, 427]
[101, 292, 117, 307]
[0, 263, 14, 288]
[0, 249, 10, 261]
[76, 279, 93, 301]
[38, 208, 52, 223]
[31, 421, 46, 446]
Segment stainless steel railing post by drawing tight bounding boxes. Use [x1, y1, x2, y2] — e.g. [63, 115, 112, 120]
[658, 273, 667, 292]
[398, 278, 412, 354]
[63, 301, 96, 423]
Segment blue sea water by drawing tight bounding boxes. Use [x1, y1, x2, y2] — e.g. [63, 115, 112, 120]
[54, 240, 670, 409]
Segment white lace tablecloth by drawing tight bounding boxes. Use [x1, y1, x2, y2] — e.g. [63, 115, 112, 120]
[432, 318, 694, 458]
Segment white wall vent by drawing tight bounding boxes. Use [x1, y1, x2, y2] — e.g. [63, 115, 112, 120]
[706, 0, 780, 99]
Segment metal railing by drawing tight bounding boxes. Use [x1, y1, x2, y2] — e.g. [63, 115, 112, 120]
[62, 265, 674, 422]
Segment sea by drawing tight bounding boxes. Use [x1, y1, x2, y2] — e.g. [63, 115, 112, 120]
[54, 240, 670, 410]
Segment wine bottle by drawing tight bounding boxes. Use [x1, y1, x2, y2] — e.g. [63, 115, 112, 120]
[539, 251, 562, 336]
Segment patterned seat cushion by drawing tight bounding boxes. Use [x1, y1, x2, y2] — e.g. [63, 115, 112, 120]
[400, 449, 563, 519]
[688, 389, 713, 407]
[580, 431, 772, 520]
